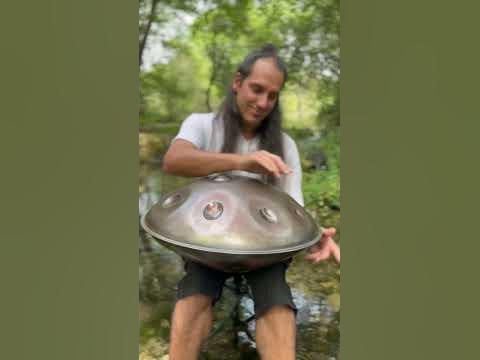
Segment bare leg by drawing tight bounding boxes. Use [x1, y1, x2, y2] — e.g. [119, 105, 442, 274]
[169, 294, 213, 360]
[255, 305, 296, 360]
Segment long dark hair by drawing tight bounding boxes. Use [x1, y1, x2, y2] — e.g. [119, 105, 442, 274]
[215, 44, 288, 184]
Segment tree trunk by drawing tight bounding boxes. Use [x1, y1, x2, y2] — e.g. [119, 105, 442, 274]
[139, 0, 159, 68]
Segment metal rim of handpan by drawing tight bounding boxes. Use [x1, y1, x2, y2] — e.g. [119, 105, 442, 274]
[140, 174, 322, 271]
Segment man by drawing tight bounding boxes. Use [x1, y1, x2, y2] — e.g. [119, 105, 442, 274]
[162, 44, 340, 360]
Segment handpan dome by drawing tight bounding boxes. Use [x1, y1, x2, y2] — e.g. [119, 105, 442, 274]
[141, 174, 321, 272]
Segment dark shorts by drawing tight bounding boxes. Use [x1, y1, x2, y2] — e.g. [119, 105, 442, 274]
[176, 261, 297, 319]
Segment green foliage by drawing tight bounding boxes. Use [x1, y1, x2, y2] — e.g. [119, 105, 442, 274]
[301, 129, 340, 213]
[284, 127, 315, 141]
[140, 46, 210, 125]
[303, 169, 340, 210]
[139, 0, 339, 130]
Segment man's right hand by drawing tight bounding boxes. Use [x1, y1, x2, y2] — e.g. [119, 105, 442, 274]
[163, 140, 292, 179]
[239, 150, 292, 178]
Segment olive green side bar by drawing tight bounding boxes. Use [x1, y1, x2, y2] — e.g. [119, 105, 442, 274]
[1, 1, 139, 359]
[341, 0, 480, 359]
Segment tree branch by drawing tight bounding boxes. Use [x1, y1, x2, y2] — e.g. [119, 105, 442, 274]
[139, 0, 160, 68]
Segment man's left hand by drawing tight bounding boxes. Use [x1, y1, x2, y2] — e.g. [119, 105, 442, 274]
[305, 227, 340, 264]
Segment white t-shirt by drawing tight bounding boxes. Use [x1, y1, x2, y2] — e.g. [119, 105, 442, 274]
[173, 112, 304, 206]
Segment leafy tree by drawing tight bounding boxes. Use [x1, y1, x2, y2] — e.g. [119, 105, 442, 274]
[139, 0, 197, 67]
[139, 0, 340, 130]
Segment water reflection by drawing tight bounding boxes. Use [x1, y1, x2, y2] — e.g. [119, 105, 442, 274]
[139, 164, 340, 359]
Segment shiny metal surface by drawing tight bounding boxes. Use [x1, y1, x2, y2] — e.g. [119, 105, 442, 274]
[141, 174, 321, 272]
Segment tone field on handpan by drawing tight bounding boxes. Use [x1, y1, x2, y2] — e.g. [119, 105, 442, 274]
[141, 174, 322, 272]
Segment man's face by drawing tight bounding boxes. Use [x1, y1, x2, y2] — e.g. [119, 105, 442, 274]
[232, 58, 284, 133]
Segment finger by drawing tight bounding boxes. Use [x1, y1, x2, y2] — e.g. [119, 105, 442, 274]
[257, 154, 281, 178]
[251, 153, 276, 176]
[306, 241, 340, 263]
[332, 246, 340, 264]
[306, 251, 330, 263]
[260, 151, 291, 175]
[305, 253, 317, 261]
[307, 244, 321, 253]
[305, 247, 329, 260]
[265, 153, 291, 174]
[321, 227, 336, 238]
[270, 154, 292, 174]
[329, 241, 340, 264]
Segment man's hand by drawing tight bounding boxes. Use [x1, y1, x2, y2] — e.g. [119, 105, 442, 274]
[239, 150, 292, 178]
[305, 227, 340, 264]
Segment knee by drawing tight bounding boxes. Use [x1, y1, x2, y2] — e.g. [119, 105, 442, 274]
[185, 293, 212, 307]
[256, 305, 296, 345]
[262, 305, 295, 318]
[257, 304, 295, 321]
[257, 305, 295, 329]
[172, 294, 213, 338]
[174, 294, 213, 318]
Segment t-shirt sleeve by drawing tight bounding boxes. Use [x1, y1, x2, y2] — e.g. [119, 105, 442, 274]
[172, 114, 208, 150]
[280, 134, 304, 207]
